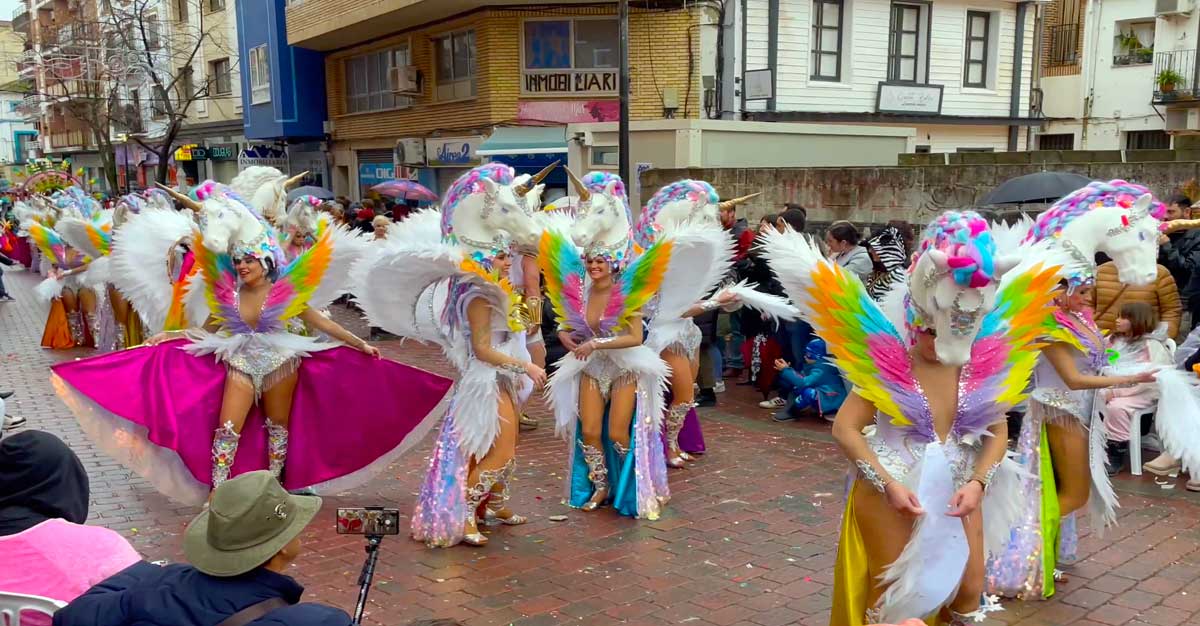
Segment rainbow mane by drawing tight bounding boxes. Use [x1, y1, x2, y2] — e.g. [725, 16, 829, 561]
[441, 163, 516, 239]
[914, 210, 997, 289]
[582, 172, 633, 224]
[635, 180, 719, 248]
[1026, 179, 1166, 243]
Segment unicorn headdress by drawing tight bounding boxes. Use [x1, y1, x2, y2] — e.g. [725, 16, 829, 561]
[440, 162, 552, 272]
[158, 180, 285, 273]
[565, 169, 634, 271]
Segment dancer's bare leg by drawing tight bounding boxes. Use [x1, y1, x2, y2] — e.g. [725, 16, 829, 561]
[464, 390, 520, 542]
[607, 380, 636, 451]
[851, 481, 914, 613]
[261, 369, 300, 483]
[1047, 422, 1091, 515]
[78, 287, 97, 344]
[210, 375, 256, 495]
[485, 391, 526, 524]
[579, 376, 609, 510]
[948, 507, 986, 616]
[61, 288, 82, 344]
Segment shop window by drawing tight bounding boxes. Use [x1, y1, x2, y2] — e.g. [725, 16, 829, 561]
[435, 30, 476, 101]
[345, 45, 412, 114]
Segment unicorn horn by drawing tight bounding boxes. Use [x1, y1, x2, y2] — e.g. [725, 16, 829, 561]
[1162, 218, 1200, 234]
[718, 192, 762, 211]
[155, 182, 202, 211]
[515, 160, 560, 195]
[284, 171, 308, 190]
[565, 168, 591, 203]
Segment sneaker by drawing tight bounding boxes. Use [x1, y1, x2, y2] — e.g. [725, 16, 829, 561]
[714, 381, 726, 394]
[696, 389, 717, 407]
[0, 295, 12, 301]
[772, 410, 797, 422]
[2, 415, 26, 431]
[519, 413, 538, 431]
[759, 397, 786, 409]
[1187, 479, 1200, 492]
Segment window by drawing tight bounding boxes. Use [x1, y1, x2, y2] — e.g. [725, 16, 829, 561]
[208, 0, 224, 11]
[175, 0, 188, 21]
[956, 147, 995, 152]
[591, 146, 618, 166]
[888, 2, 928, 83]
[209, 58, 231, 95]
[248, 45, 270, 104]
[1126, 130, 1170, 150]
[7, 101, 18, 113]
[434, 30, 476, 101]
[345, 45, 412, 114]
[178, 66, 193, 99]
[914, 145, 931, 153]
[963, 11, 990, 88]
[521, 19, 618, 95]
[1038, 133, 1074, 150]
[811, 0, 844, 81]
[1112, 20, 1154, 66]
[144, 14, 160, 50]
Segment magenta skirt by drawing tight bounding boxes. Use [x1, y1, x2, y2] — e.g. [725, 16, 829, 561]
[51, 339, 454, 504]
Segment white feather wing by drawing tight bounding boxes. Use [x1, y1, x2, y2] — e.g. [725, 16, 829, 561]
[351, 237, 462, 350]
[652, 222, 735, 322]
[56, 217, 107, 260]
[306, 224, 369, 311]
[756, 227, 833, 320]
[110, 209, 197, 332]
[721, 280, 798, 320]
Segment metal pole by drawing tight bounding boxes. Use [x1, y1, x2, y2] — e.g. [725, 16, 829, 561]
[618, 0, 630, 184]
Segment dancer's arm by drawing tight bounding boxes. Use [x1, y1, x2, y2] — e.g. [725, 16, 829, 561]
[948, 420, 1008, 518]
[58, 261, 91, 277]
[299, 308, 380, 358]
[680, 290, 739, 319]
[572, 313, 644, 358]
[831, 392, 925, 515]
[466, 297, 546, 387]
[1043, 342, 1156, 390]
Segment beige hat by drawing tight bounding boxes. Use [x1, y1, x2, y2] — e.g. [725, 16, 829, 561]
[183, 471, 321, 577]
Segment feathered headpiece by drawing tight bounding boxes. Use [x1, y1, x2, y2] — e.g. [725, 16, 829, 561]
[442, 164, 515, 271]
[569, 171, 634, 271]
[906, 210, 998, 337]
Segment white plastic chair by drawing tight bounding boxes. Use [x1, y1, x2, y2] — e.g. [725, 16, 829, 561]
[0, 592, 66, 626]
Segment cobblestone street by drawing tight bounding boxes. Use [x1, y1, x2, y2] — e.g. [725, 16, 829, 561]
[5, 265, 1200, 626]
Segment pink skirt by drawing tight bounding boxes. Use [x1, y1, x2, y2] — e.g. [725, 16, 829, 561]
[51, 339, 454, 504]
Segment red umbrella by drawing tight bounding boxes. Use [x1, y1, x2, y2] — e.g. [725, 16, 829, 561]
[370, 179, 438, 201]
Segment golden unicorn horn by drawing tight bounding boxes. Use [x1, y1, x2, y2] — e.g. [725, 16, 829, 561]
[515, 160, 559, 196]
[718, 192, 762, 211]
[155, 182, 202, 211]
[565, 168, 591, 203]
[1162, 219, 1200, 234]
[284, 171, 308, 190]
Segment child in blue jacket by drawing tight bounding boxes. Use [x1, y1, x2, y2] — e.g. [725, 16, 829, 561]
[771, 338, 847, 422]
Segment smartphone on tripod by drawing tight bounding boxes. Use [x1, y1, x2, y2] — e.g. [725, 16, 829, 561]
[336, 507, 400, 624]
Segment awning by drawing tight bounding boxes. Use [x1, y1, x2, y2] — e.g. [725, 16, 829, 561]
[477, 126, 567, 156]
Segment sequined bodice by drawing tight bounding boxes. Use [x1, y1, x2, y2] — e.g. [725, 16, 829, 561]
[1031, 311, 1105, 420]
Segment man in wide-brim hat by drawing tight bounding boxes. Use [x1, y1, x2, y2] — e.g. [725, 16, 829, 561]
[53, 471, 352, 626]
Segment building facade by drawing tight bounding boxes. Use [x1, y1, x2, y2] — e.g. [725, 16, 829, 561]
[1040, 0, 1174, 151]
[740, 0, 1040, 153]
[286, 0, 707, 201]
[0, 18, 36, 172]
[235, 0, 328, 187]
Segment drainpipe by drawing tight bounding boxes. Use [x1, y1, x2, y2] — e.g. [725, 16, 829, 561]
[1008, 1, 1030, 151]
[1027, 1, 1045, 150]
[767, 0, 779, 111]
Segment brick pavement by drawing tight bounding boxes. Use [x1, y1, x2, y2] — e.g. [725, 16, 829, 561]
[4, 265, 1200, 626]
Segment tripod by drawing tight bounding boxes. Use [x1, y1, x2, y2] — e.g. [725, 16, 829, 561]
[351, 535, 384, 625]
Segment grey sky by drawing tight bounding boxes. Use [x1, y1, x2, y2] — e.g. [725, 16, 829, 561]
[0, 0, 21, 22]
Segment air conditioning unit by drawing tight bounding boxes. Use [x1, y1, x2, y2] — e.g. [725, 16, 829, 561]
[389, 65, 420, 95]
[394, 138, 426, 166]
[1165, 108, 1200, 134]
[1157, 0, 1194, 17]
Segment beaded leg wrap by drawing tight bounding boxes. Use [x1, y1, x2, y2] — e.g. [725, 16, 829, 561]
[580, 443, 608, 510]
[265, 418, 288, 481]
[87, 313, 100, 347]
[613, 441, 629, 462]
[486, 459, 528, 525]
[114, 323, 126, 350]
[67, 311, 84, 345]
[211, 421, 241, 487]
[665, 403, 691, 466]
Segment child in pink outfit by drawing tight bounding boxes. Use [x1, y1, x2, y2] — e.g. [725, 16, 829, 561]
[0, 431, 142, 623]
[1100, 303, 1174, 474]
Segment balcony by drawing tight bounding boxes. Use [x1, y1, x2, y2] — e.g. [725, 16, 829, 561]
[48, 129, 89, 150]
[1044, 23, 1080, 77]
[1153, 50, 1200, 105]
[12, 5, 29, 34]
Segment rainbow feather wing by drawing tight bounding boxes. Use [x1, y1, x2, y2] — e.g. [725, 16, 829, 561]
[807, 261, 927, 434]
[605, 239, 672, 334]
[955, 262, 1062, 438]
[261, 225, 334, 330]
[538, 230, 587, 332]
[27, 222, 69, 267]
[192, 230, 245, 333]
[87, 221, 112, 256]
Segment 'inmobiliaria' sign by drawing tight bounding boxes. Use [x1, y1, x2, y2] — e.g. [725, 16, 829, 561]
[522, 70, 617, 96]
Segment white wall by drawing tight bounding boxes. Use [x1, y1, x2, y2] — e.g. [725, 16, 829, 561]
[911, 124, 1025, 152]
[0, 93, 36, 164]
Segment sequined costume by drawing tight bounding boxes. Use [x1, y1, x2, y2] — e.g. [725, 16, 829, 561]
[986, 309, 1110, 600]
[760, 212, 1063, 625]
[51, 181, 453, 505]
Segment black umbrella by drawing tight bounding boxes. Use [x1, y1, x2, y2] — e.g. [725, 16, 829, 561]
[286, 185, 334, 202]
[980, 171, 1093, 205]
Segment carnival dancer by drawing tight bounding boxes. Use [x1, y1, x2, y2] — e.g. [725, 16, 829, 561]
[987, 182, 1167, 601]
[51, 181, 453, 506]
[279, 194, 323, 262]
[763, 211, 1062, 625]
[540, 173, 671, 518]
[353, 163, 551, 547]
[630, 178, 793, 467]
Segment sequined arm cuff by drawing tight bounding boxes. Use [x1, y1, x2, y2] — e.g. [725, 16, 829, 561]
[500, 362, 526, 375]
[698, 299, 720, 312]
[856, 459, 892, 493]
[970, 461, 1001, 490]
[592, 337, 617, 349]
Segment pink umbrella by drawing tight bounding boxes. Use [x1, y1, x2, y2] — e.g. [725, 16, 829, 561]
[370, 179, 438, 201]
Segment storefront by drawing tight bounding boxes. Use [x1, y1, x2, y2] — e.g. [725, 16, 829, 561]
[477, 127, 568, 204]
[356, 148, 395, 200]
[288, 141, 328, 190]
[421, 136, 483, 197]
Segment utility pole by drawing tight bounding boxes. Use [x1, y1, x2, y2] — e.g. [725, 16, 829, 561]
[618, 0, 630, 184]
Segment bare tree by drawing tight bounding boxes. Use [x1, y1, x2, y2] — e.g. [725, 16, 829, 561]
[27, 0, 237, 190]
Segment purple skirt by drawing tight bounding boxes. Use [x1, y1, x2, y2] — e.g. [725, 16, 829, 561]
[51, 339, 454, 504]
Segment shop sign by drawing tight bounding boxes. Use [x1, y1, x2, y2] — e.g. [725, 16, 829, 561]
[876, 82, 944, 115]
[208, 143, 238, 161]
[238, 145, 289, 169]
[425, 136, 483, 167]
[517, 100, 619, 123]
[358, 162, 395, 187]
[173, 144, 205, 161]
[522, 70, 617, 96]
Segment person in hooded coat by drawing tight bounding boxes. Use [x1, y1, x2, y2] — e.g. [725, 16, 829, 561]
[0, 431, 141, 613]
[864, 225, 911, 302]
